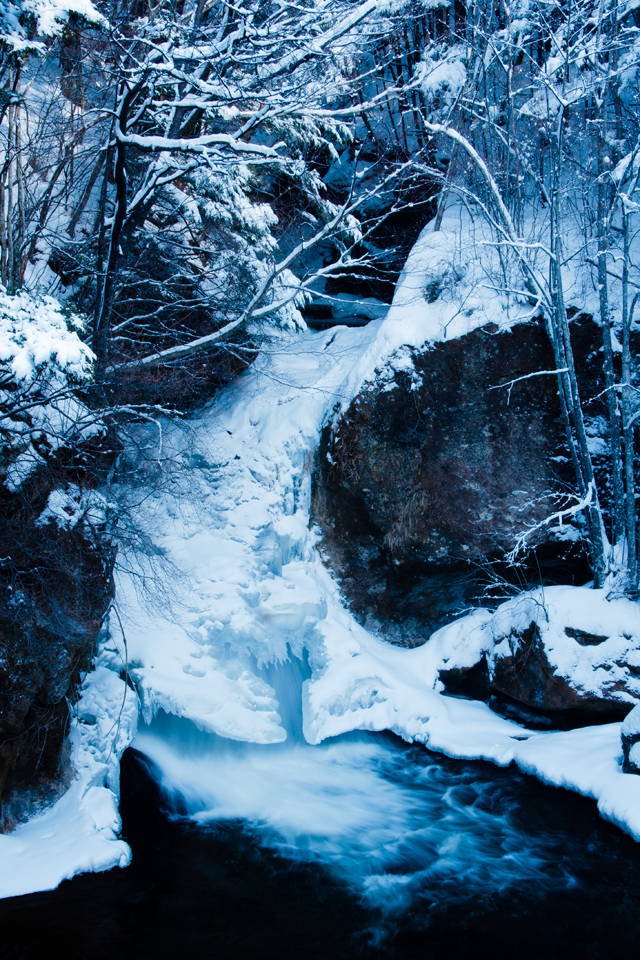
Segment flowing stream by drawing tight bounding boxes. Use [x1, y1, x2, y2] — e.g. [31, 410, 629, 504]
[133, 656, 575, 915]
[3, 703, 640, 959]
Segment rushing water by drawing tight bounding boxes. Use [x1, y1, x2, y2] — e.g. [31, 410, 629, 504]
[2, 657, 640, 958]
[132, 657, 579, 916]
[3, 736, 640, 960]
[2, 738, 640, 958]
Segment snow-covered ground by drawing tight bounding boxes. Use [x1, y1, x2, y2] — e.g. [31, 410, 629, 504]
[3, 215, 640, 900]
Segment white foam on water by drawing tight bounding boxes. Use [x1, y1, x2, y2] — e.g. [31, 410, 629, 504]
[133, 658, 571, 913]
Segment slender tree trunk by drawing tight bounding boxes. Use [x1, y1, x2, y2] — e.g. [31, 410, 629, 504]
[67, 152, 105, 237]
[93, 83, 143, 376]
[621, 210, 637, 593]
[14, 105, 24, 286]
[5, 99, 15, 293]
[597, 114, 625, 543]
[0, 170, 7, 287]
[551, 107, 607, 583]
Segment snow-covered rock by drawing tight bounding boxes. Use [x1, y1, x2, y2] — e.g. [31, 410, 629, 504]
[485, 586, 640, 719]
[622, 704, 640, 774]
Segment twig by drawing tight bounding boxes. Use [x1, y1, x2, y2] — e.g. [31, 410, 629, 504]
[490, 368, 569, 404]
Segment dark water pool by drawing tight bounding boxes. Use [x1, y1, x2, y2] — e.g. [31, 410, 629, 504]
[2, 737, 640, 960]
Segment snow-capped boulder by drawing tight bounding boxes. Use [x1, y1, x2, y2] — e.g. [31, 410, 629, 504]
[484, 587, 640, 722]
[622, 705, 640, 774]
[439, 587, 640, 724]
[312, 315, 603, 641]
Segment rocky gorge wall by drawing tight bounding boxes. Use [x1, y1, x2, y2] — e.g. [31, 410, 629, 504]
[313, 314, 604, 636]
[0, 437, 116, 829]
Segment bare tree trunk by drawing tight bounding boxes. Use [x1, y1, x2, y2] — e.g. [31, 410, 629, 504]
[67, 152, 105, 237]
[14, 109, 25, 286]
[93, 82, 144, 375]
[0, 171, 7, 287]
[26, 126, 87, 262]
[433, 141, 458, 231]
[550, 107, 607, 583]
[621, 210, 637, 593]
[597, 114, 625, 543]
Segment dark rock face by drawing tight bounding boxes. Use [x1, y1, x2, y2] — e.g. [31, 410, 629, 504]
[312, 317, 600, 641]
[0, 438, 116, 826]
[490, 622, 631, 722]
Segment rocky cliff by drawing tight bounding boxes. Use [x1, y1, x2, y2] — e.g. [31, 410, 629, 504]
[0, 436, 116, 829]
[309, 309, 640, 725]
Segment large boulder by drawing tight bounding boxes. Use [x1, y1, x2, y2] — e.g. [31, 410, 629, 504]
[489, 621, 625, 719]
[313, 315, 602, 640]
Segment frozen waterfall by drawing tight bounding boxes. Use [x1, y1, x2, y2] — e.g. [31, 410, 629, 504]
[3, 309, 640, 900]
